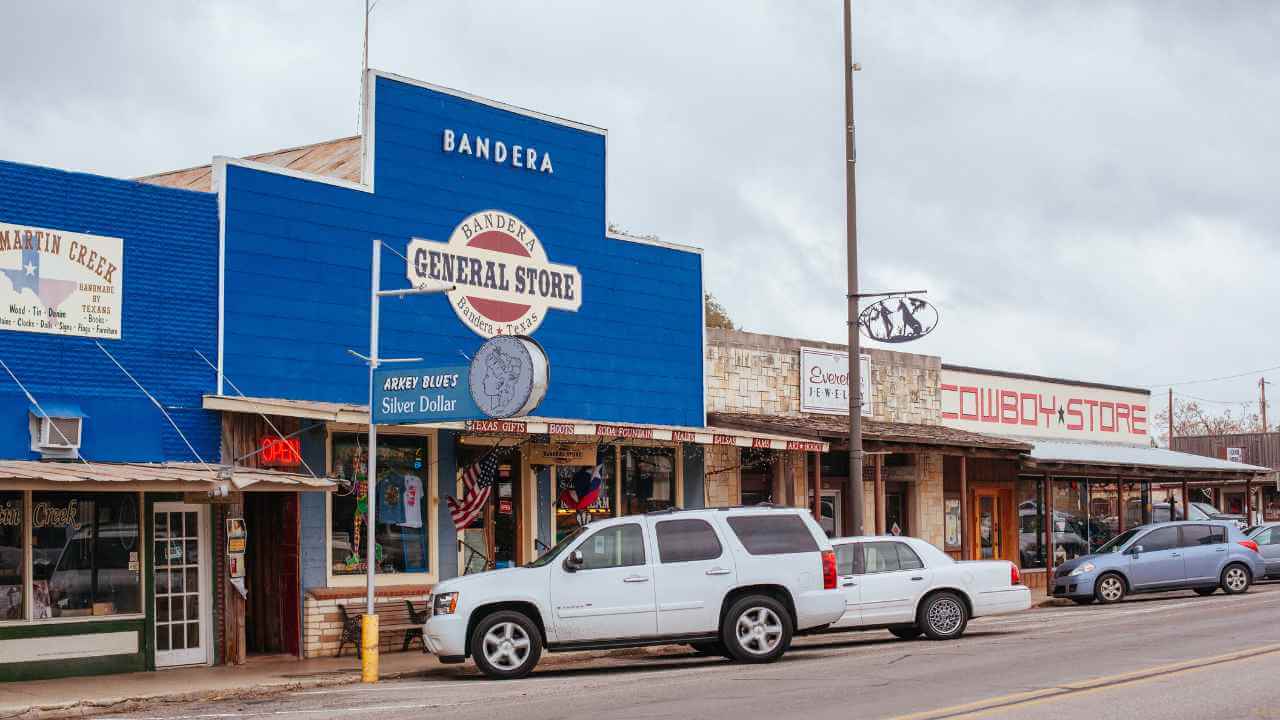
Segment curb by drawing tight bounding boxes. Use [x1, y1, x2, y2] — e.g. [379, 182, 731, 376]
[0, 646, 686, 720]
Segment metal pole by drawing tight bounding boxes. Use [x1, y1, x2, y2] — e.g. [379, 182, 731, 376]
[843, 0, 865, 537]
[362, 239, 381, 682]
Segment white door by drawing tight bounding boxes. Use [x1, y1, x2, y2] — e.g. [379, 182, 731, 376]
[831, 542, 862, 628]
[857, 540, 929, 625]
[153, 503, 208, 667]
[809, 490, 842, 537]
[550, 522, 657, 642]
[650, 517, 736, 636]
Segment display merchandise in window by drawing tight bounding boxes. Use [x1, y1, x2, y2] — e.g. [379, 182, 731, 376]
[555, 446, 614, 542]
[0, 492, 22, 620]
[739, 448, 776, 507]
[1016, 479, 1045, 569]
[331, 435, 430, 575]
[620, 447, 675, 514]
[1051, 480, 1119, 564]
[30, 492, 140, 617]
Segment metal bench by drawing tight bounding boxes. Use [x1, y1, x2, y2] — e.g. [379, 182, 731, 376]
[337, 600, 427, 658]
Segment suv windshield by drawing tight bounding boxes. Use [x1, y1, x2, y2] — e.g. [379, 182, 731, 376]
[524, 526, 586, 568]
[1095, 527, 1142, 554]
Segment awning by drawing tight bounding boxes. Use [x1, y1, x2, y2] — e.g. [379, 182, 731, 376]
[204, 395, 830, 453]
[1027, 440, 1273, 479]
[29, 401, 87, 418]
[708, 411, 1032, 456]
[0, 460, 335, 490]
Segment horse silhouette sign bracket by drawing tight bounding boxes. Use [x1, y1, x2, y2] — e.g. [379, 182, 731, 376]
[858, 295, 939, 344]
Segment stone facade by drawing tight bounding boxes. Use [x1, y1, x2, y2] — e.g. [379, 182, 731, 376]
[705, 328, 941, 425]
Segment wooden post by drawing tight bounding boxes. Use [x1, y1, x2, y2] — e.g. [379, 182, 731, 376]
[1245, 479, 1253, 524]
[1117, 478, 1125, 533]
[874, 453, 885, 535]
[959, 455, 970, 560]
[1043, 474, 1054, 576]
[811, 452, 823, 521]
[1181, 479, 1190, 521]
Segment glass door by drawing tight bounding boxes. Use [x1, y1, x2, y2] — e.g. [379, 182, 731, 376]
[974, 491, 1002, 560]
[153, 503, 207, 668]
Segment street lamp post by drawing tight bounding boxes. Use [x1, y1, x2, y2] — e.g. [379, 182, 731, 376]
[843, 0, 865, 537]
[359, 238, 450, 682]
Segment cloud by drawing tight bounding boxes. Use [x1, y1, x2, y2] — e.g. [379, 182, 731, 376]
[2, 0, 1277, 411]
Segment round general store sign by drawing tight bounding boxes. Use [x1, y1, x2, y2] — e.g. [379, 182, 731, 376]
[407, 210, 582, 338]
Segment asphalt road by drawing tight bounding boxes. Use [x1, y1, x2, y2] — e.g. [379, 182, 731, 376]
[97, 583, 1280, 720]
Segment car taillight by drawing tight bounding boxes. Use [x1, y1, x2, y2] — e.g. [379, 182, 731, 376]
[821, 550, 837, 590]
[1239, 540, 1260, 553]
[1010, 563, 1021, 586]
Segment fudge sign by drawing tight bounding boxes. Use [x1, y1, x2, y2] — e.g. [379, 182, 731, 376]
[407, 210, 581, 338]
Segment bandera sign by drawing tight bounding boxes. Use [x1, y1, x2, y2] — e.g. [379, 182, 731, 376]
[407, 210, 581, 338]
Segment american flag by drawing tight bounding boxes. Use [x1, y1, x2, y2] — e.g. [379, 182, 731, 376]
[447, 452, 500, 530]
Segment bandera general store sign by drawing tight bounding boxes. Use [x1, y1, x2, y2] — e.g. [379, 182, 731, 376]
[408, 210, 581, 338]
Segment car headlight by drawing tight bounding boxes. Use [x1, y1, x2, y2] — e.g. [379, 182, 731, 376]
[433, 592, 459, 616]
[1069, 562, 1096, 577]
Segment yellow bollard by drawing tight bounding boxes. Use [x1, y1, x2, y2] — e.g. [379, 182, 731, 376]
[361, 613, 380, 683]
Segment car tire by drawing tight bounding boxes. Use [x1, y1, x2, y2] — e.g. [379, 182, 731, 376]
[721, 594, 793, 663]
[1194, 587, 1217, 596]
[1220, 563, 1252, 595]
[918, 592, 969, 641]
[469, 610, 543, 680]
[889, 626, 922, 640]
[1072, 597, 1095, 606]
[689, 640, 731, 658]
[1094, 573, 1127, 604]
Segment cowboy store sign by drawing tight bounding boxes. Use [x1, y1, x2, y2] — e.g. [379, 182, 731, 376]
[408, 210, 581, 338]
[0, 223, 123, 339]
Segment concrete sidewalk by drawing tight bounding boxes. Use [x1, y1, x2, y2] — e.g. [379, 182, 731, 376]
[0, 652, 442, 720]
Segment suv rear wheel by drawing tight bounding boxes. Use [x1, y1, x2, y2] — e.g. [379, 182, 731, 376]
[721, 594, 792, 663]
[470, 610, 542, 680]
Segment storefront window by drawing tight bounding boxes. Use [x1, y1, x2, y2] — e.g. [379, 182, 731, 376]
[1051, 480, 1120, 564]
[1122, 481, 1150, 530]
[0, 492, 22, 620]
[30, 492, 140, 618]
[555, 446, 614, 542]
[1264, 486, 1280, 522]
[740, 448, 775, 506]
[330, 434, 430, 576]
[619, 447, 675, 514]
[1016, 479, 1045, 569]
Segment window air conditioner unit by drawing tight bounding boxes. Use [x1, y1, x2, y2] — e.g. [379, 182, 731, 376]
[39, 416, 82, 450]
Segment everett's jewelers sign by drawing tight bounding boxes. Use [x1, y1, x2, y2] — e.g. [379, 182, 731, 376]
[0, 223, 122, 339]
[800, 347, 872, 416]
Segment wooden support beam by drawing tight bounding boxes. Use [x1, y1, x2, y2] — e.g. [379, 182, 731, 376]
[874, 453, 885, 535]
[959, 455, 970, 561]
[811, 452, 823, 525]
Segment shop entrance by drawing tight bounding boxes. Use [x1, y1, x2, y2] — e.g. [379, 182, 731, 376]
[973, 490, 1003, 560]
[243, 493, 300, 656]
[808, 489, 842, 537]
[458, 445, 524, 573]
[885, 482, 910, 536]
[153, 502, 208, 668]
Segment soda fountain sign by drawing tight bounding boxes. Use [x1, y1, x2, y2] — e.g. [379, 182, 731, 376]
[407, 210, 581, 338]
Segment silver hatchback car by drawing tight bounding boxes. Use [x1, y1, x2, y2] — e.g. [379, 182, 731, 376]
[1052, 521, 1266, 604]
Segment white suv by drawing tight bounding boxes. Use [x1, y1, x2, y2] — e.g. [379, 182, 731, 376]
[424, 506, 846, 679]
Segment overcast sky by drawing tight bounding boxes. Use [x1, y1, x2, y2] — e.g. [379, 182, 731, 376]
[3, 1, 1278, 422]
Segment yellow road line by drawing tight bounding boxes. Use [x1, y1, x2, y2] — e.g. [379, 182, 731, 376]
[882, 642, 1280, 720]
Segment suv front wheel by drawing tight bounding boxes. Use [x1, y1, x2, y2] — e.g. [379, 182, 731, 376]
[470, 610, 543, 679]
[722, 594, 792, 663]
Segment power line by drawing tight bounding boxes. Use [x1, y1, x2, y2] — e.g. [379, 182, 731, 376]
[1172, 391, 1256, 406]
[1147, 363, 1280, 388]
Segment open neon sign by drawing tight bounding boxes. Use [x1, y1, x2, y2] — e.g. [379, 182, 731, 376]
[259, 437, 302, 467]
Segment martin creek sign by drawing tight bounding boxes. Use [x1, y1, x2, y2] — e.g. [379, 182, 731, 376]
[408, 210, 581, 338]
[0, 223, 122, 339]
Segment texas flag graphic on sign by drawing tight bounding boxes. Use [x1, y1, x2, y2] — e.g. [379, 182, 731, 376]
[0, 223, 123, 339]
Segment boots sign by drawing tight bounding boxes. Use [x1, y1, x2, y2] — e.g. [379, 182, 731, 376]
[407, 210, 581, 338]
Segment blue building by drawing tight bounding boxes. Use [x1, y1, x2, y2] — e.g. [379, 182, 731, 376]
[0, 71, 818, 677]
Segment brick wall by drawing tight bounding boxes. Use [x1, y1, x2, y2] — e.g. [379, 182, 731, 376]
[914, 453, 945, 549]
[302, 588, 431, 658]
[705, 329, 940, 425]
[704, 444, 740, 507]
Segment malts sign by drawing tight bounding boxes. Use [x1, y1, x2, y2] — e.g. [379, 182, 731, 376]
[940, 367, 1149, 445]
[408, 210, 581, 338]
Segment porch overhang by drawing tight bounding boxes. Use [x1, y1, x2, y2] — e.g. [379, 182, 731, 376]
[203, 395, 830, 453]
[1022, 440, 1275, 484]
[0, 460, 335, 492]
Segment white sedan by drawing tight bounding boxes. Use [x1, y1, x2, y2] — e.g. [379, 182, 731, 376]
[827, 536, 1031, 640]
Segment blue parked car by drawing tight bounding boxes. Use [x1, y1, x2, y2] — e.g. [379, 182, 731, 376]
[1052, 521, 1265, 605]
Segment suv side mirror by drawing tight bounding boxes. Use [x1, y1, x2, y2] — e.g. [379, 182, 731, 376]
[1128, 545, 1144, 556]
[563, 550, 584, 573]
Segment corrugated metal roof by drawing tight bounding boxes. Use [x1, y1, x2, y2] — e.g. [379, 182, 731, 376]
[1029, 440, 1271, 474]
[136, 136, 362, 192]
[0, 460, 334, 489]
[707, 411, 1033, 453]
